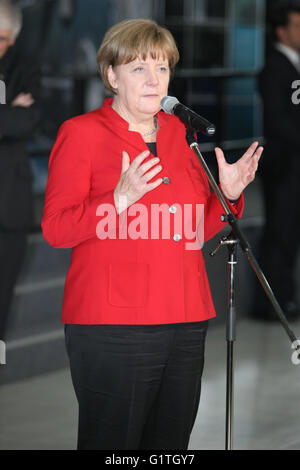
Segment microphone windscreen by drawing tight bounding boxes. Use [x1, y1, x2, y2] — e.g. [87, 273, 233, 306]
[161, 96, 179, 114]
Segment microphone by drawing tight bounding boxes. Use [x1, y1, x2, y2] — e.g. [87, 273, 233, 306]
[161, 96, 216, 136]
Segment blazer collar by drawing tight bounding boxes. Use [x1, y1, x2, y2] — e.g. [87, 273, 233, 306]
[275, 42, 300, 72]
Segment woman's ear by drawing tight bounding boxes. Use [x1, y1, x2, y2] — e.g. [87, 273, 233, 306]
[107, 65, 118, 91]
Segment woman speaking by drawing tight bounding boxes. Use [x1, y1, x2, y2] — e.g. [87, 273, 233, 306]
[42, 19, 262, 450]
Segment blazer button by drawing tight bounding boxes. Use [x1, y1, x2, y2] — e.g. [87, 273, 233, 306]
[169, 204, 177, 214]
[173, 233, 182, 242]
[162, 176, 170, 184]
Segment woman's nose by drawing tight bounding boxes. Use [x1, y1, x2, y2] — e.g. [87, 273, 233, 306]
[146, 69, 159, 85]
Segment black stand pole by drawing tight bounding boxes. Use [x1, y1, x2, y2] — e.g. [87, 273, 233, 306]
[185, 130, 300, 450]
[210, 233, 238, 450]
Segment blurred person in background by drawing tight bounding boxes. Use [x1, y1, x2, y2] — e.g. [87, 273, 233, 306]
[0, 0, 41, 340]
[255, 2, 300, 321]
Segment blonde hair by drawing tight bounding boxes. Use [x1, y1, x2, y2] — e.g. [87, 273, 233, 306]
[0, 0, 22, 39]
[97, 19, 180, 95]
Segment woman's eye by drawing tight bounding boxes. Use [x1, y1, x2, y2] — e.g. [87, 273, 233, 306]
[134, 67, 143, 72]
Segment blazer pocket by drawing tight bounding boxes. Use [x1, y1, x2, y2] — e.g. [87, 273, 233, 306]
[108, 262, 149, 308]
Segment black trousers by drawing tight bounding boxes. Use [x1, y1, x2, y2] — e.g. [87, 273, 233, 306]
[64, 320, 208, 450]
[0, 229, 27, 340]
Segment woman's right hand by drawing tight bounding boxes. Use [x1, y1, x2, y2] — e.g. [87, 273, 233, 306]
[114, 150, 163, 214]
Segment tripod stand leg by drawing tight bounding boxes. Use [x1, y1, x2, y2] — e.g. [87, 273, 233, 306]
[225, 236, 237, 450]
[226, 340, 234, 450]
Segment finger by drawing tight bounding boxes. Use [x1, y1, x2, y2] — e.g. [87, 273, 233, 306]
[255, 146, 264, 160]
[248, 153, 261, 178]
[248, 170, 257, 183]
[18, 96, 33, 105]
[139, 157, 160, 175]
[19, 93, 32, 99]
[145, 177, 163, 192]
[17, 93, 28, 101]
[242, 141, 260, 160]
[130, 150, 151, 171]
[22, 100, 34, 107]
[121, 151, 130, 174]
[250, 158, 258, 172]
[214, 147, 227, 168]
[16, 101, 32, 108]
[143, 164, 162, 182]
[249, 147, 263, 170]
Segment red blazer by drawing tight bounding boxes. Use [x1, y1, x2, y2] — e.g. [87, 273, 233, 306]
[42, 98, 244, 325]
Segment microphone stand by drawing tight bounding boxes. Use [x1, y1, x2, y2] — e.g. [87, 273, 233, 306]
[185, 129, 300, 450]
[210, 231, 238, 450]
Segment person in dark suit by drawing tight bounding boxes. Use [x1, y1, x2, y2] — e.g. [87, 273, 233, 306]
[0, 0, 41, 339]
[255, 2, 300, 320]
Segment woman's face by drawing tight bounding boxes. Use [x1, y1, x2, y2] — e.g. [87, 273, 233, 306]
[108, 53, 170, 122]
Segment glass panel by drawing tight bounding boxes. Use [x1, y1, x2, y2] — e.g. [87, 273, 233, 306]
[192, 28, 225, 68]
[227, 25, 264, 68]
[168, 26, 184, 63]
[165, 0, 184, 17]
[184, 0, 227, 21]
[233, 0, 257, 25]
[224, 77, 258, 140]
[163, 0, 265, 145]
[168, 26, 225, 68]
[206, 0, 227, 19]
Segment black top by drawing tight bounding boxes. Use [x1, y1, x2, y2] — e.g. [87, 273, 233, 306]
[146, 142, 157, 157]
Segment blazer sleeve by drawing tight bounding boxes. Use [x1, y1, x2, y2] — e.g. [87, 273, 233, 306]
[203, 189, 244, 242]
[0, 104, 41, 140]
[41, 119, 118, 249]
[0, 61, 41, 140]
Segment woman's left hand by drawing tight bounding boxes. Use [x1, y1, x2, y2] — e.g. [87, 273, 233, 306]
[214, 142, 263, 201]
